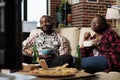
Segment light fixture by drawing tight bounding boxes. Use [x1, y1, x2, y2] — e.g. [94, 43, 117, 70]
[106, 8, 120, 27]
[111, 5, 120, 10]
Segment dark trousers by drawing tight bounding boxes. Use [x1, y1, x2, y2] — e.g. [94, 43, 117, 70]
[46, 54, 73, 68]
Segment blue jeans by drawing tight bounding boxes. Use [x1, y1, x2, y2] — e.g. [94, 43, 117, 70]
[81, 56, 109, 73]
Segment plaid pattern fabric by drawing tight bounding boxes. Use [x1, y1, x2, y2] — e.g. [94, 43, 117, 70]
[23, 31, 70, 56]
[80, 28, 120, 72]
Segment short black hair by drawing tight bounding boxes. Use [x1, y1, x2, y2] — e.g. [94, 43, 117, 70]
[40, 15, 53, 24]
[40, 15, 53, 21]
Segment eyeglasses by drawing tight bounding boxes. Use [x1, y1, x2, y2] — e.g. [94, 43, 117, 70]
[90, 21, 103, 25]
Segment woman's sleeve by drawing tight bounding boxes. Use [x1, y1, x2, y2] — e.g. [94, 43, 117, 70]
[102, 30, 120, 55]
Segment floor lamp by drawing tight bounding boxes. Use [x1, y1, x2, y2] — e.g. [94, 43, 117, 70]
[106, 8, 120, 27]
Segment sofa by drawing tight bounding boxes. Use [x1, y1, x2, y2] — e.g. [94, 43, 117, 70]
[30, 27, 120, 80]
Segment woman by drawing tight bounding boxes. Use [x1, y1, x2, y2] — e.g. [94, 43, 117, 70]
[80, 15, 120, 73]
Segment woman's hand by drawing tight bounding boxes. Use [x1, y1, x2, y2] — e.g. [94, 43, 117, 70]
[81, 32, 91, 48]
[83, 32, 91, 41]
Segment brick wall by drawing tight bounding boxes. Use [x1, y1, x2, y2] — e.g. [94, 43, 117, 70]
[50, 0, 61, 27]
[51, 0, 116, 28]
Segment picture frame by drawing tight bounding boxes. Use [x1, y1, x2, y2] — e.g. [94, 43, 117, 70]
[72, 0, 79, 4]
[87, 0, 98, 3]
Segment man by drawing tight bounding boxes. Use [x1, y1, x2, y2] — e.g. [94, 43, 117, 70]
[80, 15, 120, 73]
[22, 15, 73, 67]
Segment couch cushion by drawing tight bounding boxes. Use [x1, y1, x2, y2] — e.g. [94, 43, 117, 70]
[58, 27, 80, 56]
[29, 29, 42, 37]
[95, 72, 120, 80]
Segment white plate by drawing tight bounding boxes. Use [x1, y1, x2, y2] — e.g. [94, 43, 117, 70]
[83, 40, 93, 47]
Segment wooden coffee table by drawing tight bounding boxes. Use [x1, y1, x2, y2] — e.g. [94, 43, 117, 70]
[16, 71, 97, 80]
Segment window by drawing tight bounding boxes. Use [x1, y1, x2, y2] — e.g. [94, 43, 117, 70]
[87, 0, 98, 2]
[22, 0, 49, 26]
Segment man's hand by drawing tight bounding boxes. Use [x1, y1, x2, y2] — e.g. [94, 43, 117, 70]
[39, 54, 52, 59]
[24, 48, 33, 55]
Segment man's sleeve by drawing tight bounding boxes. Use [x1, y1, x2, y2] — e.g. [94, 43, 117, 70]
[58, 34, 70, 55]
[22, 29, 40, 50]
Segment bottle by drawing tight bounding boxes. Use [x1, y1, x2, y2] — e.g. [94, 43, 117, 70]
[32, 44, 38, 64]
[74, 45, 81, 70]
[66, 0, 72, 26]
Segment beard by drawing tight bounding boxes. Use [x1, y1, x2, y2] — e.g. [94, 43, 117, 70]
[40, 26, 53, 34]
